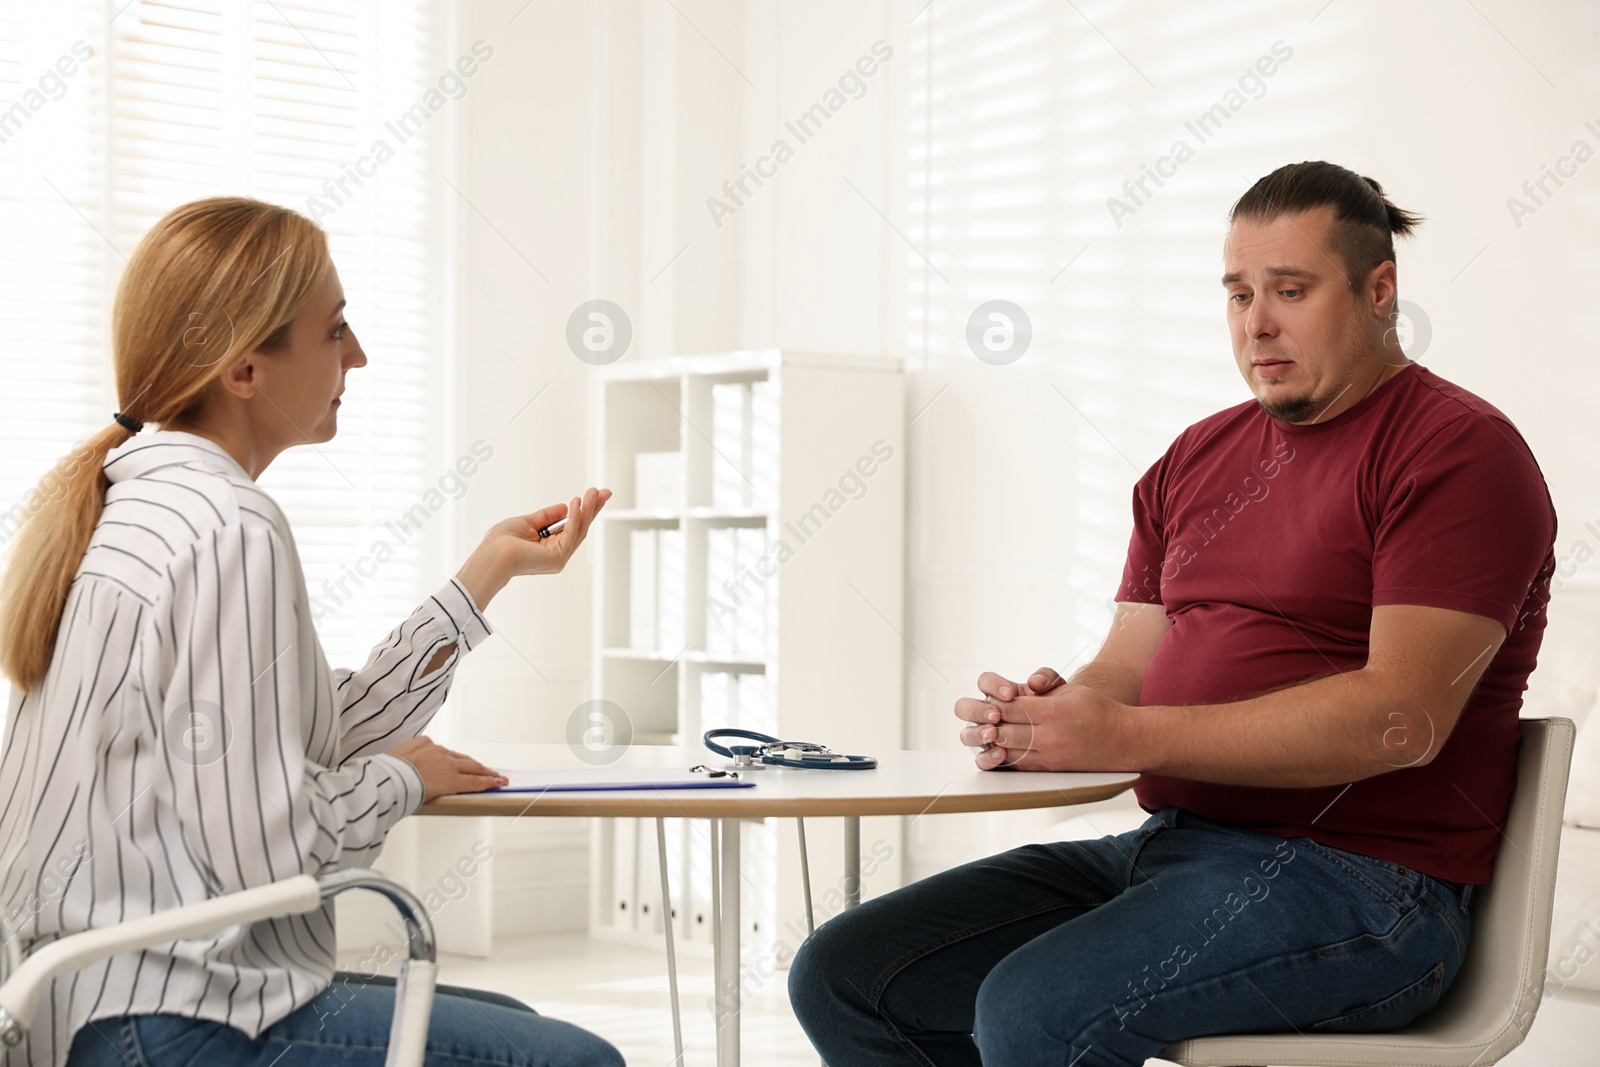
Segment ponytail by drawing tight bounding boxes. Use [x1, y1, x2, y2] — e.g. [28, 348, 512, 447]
[0, 427, 129, 691]
[1359, 175, 1423, 239]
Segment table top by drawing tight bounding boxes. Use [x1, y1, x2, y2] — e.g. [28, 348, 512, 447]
[415, 744, 1139, 818]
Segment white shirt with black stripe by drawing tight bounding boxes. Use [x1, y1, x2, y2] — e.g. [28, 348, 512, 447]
[0, 430, 492, 1066]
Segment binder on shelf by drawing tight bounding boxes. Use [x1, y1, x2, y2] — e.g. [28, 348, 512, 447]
[734, 526, 767, 658]
[738, 672, 775, 736]
[636, 816, 662, 934]
[701, 670, 736, 731]
[629, 528, 658, 650]
[744, 819, 776, 944]
[686, 819, 714, 944]
[663, 818, 687, 938]
[657, 526, 685, 653]
[711, 381, 752, 509]
[750, 379, 779, 509]
[705, 526, 738, 656]
[612, 817, 638, 928]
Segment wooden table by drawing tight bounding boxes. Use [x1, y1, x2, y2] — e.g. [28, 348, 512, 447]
[419, 744, 1138, 1066]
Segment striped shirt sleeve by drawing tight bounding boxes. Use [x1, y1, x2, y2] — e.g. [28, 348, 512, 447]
[332, 577, 493, 762]
[151, 524, 424, 886]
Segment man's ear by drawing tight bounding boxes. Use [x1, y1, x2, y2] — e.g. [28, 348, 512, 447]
[1366, 260, 1399, 322]
[216, 353, 259, 401]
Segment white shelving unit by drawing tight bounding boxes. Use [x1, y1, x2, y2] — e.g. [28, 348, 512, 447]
[587, 349, 907, 960]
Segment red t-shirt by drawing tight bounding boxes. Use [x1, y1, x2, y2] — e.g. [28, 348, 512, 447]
[1117, 363, 1556, 884]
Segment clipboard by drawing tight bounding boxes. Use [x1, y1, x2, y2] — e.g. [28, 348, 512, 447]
[486, 768, 755, 793]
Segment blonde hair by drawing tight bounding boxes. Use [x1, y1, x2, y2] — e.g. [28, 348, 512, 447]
[0, 197, 330, 692]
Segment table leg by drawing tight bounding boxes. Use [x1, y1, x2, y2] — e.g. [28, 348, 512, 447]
[716, 818, 741, 1067]
[655, 818, 684, 1066]
[795, 817, 816, 934]
[843, 815, 861, 909]
[710, 818, 722, 1045]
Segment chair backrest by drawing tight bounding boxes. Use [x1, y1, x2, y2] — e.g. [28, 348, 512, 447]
[1403, 716, 1575, 1050]
[1164, 716, 1576, 1067]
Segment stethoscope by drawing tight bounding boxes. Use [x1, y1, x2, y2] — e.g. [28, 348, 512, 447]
[702, 728, 878, 771]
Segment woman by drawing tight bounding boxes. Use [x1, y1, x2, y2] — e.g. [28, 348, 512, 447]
[0, 198, 620, 1066]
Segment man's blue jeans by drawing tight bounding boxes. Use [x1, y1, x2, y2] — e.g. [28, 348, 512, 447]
[66, 972, 622, 1067]
[789, 805, 1473, 1066]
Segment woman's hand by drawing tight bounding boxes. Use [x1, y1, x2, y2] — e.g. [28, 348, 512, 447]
[454, 486, 612, 610]
[492, 486, 612, 578]
[390, 736, 508, 801]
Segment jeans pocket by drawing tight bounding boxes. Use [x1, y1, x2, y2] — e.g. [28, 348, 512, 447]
[1309, 961, 1445, 1032]
[1300, 839, 1421, 916]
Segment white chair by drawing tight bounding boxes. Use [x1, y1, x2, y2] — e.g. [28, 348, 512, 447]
[0, 868, 437, 1067]
[1161, 716, 1576, 1067]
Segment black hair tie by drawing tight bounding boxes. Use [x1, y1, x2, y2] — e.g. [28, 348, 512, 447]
[112, 412, 143, 433]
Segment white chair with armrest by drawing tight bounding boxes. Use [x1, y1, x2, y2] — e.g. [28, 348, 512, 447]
[0, 869, 437, 1067]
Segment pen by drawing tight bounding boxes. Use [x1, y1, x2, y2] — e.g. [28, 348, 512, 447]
[537, 517, 567, 539]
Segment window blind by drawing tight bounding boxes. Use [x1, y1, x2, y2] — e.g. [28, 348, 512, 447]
[0, 3, 106, 538]
[906, 0, 1320, 654]
[0, 0, 452, 711]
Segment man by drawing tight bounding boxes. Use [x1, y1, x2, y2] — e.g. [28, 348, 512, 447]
[788, 160, 1557, 1067]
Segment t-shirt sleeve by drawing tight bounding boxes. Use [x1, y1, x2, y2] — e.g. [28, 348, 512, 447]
[1370, 415, 1555, 633]
[1116, 453, 1170, 605]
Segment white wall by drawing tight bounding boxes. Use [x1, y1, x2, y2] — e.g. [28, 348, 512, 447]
[449, 0, 1600, 920]
[442, 0, 620, 941]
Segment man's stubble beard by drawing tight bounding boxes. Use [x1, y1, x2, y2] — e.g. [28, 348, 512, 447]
[1257, 390, 1321, 424]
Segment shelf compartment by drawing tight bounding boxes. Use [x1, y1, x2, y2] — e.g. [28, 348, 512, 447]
[603, 377, 686, 510]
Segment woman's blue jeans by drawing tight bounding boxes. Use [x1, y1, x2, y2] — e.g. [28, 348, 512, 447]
[789, 805, 1473, 1067]
[66, 972, 622, 1067]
